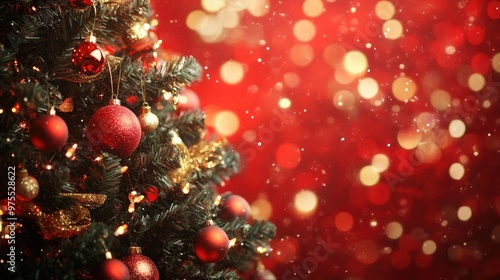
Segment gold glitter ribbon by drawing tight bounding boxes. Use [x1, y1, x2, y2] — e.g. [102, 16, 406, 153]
[16, 193, 106, 240]
[168, 129, 228, 185]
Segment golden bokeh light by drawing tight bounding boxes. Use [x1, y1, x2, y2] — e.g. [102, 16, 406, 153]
[214, 110, 240, 136]
[290, 43, 314, 66]
[358, 77, 379, 99]
[247, 0, 269, 17]
[375, 1, 396, 20]
[294, 190, 318, 216]
[383, 19, 403, 40]
[303, 0, 324, 17]
[430, 89, 451, 111]
[293, 19, 317, 42]
[220, 60, 245, 84]
[371, 153, 390, 172]
[333, 90, 356, 111]
[416, 112, 436, 131]
[386, 221, 403, 240]
[422, 240, 437, 255]
[449, 119, 466, 138]
[492, 53, 500, 73]
[343, 50, 368, 75]
[279, 97, 292, 109]
[449, 162, 465, 180]
[201, 0, 227, 13]
[468, 73, 485, 92]
[397, 127, 422, 150]
[359, 165, 380, 186]
[392, 76, 417, 102]
[251, 198, 273, 220]
[457, 205, 472, 222]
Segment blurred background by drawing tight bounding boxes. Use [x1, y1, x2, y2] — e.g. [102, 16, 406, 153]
[152, 1, 500, 279]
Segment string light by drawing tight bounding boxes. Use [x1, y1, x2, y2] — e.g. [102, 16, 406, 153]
[114, 224, 128, 236]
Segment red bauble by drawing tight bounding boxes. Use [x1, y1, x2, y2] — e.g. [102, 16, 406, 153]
[250, 269, 276, 280]
[219, 194, 251, 221]
[30, 115, 69, 152]
[194, 225, 229, 262]
[86, 103, 142, 158]
[71, 41, 105, 75]
[92, 259, 130, 280]
[121, 249, 159, 280]
[177, 87, 200, 111]
[68, 0, 94, 9]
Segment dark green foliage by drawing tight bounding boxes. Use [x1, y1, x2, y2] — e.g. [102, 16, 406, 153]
[0, 0, 274, 279]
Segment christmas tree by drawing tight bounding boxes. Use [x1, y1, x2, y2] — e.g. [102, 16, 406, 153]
[0, 0, 276, 279]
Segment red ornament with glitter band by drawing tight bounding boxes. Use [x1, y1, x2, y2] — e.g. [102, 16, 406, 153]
[92, 258, 130, 280]
[121, 247, 159, 280]
[218, 194, 251, 221]
[86, 99, 141, 158]
[71, 36, 105, 76]
[67, 0, 94, 9]
[30, 114, 69, 152]
[194, 224, 229, 262]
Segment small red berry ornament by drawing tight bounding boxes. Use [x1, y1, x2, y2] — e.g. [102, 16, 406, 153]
[194, 223, 229, 262]
[121, 247, 159, 280]
[219, 194, 251, 221]
[86, 99, 142, 158]
[30, 112, 69, 152]
[92, 258, 130, 280]
[68, 0, 94, 9]
[71, 35, 105, 75]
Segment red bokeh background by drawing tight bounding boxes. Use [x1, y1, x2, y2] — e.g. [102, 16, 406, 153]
[152, 1, 500, 279]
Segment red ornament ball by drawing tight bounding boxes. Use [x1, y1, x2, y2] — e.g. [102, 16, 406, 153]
[30, 115, 69, 152]
[177, 87, 200, 111]
[86, 104, 142, 158]
[219, 194, 251, 220]
[194, 225, 229, 262]
[250, 269, 276, 280]
[121, 252, 159, 280]
[71, 41, 105, 75]
[68, 0, 94, 9]
[92, 259, 130, 280]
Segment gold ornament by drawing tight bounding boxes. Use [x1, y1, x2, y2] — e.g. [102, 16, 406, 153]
[16, 169, 39, 201]
[16, 193, 107, 240]
[168, 130, 192, 184]
[138, 103, 159, 133]
[189, 138, 227, 171]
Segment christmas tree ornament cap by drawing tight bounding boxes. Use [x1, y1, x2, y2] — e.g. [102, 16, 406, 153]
[129, 246, 142, 254]
[205, 220, 214, 226]
[109, 98, 121, 106]
[86, 34, 97, 44]
[140, 103, 152, 114]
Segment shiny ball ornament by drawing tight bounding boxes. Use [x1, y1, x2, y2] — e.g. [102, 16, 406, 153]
[86, 100, 142, 158]
[177, 87, 200, 111]
[219, 194, 251, 221]
[16, 169, 39, 201]
[249, 269, 277, 280]
[30, 114, 69, 152]
[92, 258, 130, 280]
[121, 247, 159, 280]
[71, 39, 105, 75]
[137, 103, 159, 133]
[194, 225, 229, 262]
[68, 0, 94, 9]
